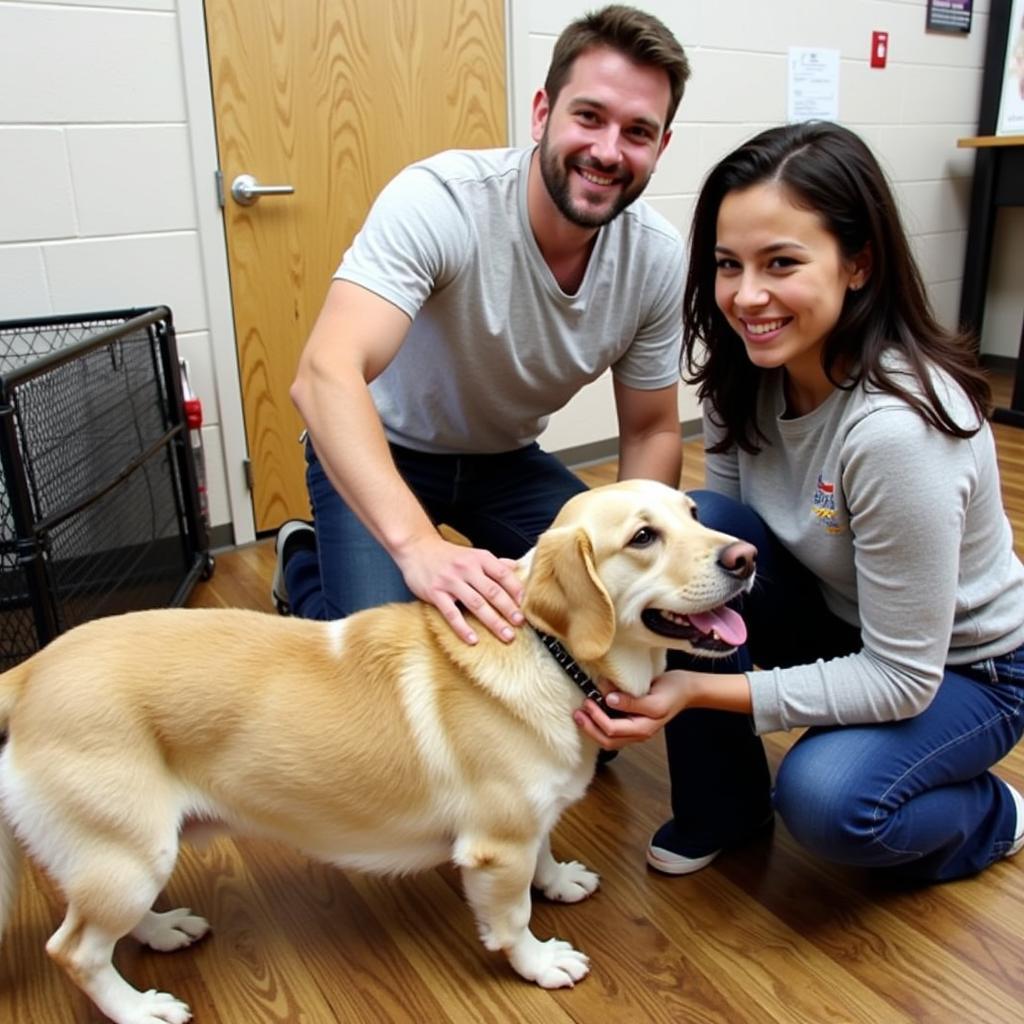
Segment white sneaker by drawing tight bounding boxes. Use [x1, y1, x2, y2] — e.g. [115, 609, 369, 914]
[646, 814, 774, 876]
[1005, 781, 1024, 858]
[645, 820, 721, 876]
[646, 843, 719, 876]
[271, 520, 315, 615]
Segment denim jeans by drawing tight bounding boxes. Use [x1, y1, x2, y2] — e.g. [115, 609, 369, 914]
[283, 440, 587, 620]
[664, 490, 1024, 882]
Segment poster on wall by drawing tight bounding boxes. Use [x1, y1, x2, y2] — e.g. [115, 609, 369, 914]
[926, 0, 973, 33]
[787, 48, 840, 123]
[996, 0, 1024, 135]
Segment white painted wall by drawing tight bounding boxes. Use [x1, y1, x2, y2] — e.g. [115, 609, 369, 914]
[0, 0, 1020, 543]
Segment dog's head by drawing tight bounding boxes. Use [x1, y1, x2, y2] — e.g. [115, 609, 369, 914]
[522, 480, 754, 675]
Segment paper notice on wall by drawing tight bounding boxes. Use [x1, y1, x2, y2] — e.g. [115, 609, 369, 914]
[787, 48, 840, 123]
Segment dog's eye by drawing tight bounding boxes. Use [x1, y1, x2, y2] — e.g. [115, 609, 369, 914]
[689, 505, 699, 521]
[629, 526, 659, 548]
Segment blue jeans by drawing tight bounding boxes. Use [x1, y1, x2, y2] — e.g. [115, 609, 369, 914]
[284, 440, 587, 620]
[664, 490, 1024, 882]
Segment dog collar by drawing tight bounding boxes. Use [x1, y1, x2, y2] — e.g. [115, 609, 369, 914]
[532, 628, 627, 719]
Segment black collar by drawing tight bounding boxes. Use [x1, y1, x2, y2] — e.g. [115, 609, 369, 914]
[532, 628, 626, 718]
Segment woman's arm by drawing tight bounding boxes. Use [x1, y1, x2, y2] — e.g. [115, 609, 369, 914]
[574, 669, 753, 749]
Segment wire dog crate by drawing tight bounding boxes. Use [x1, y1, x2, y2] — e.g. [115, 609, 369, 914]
[0, 307, 213, 671]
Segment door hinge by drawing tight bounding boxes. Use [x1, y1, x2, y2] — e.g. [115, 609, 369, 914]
[215, 169, 225, 208]
[243, 458, 253, 491]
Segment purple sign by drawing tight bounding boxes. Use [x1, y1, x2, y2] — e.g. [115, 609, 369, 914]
[926, 0, 973, 33]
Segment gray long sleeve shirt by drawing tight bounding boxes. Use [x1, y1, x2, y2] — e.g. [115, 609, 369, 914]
[704, 365, 1024, 734]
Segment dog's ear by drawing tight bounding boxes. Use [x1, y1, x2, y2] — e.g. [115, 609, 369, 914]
[522, 526, 615, 662]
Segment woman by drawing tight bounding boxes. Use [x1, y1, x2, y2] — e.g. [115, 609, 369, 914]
[576, 121, 1024, 883]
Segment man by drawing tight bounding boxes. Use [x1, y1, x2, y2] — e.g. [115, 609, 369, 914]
[275, 5, 690, 646]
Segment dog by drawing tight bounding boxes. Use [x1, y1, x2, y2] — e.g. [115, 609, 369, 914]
[0, 479, 755, 1024]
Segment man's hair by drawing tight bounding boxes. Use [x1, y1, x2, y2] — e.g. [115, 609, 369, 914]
[544, 5, 691, 128]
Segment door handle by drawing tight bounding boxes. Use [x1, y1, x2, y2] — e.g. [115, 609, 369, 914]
[230, 173, 295, 206]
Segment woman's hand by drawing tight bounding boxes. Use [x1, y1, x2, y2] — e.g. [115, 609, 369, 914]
[573, 667, 754, 749]
[573, 670, 699, 749]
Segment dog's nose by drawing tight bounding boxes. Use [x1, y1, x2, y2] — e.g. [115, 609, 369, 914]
[718, 540, 757, 580]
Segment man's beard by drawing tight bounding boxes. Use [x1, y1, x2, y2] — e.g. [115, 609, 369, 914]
[538, 126, 649, 229]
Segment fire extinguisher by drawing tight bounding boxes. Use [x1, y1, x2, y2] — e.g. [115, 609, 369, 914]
[180, 360, 210, 531]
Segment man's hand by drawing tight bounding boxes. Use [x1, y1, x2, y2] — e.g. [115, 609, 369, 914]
[573, 671, 696, 749]
[395, 534, 525, 645]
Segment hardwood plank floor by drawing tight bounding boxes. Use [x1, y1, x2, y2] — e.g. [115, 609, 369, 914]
[1, 370, 1021, 1023]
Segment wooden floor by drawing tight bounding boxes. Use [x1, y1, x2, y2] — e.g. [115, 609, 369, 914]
[2, 373, 1023, 1023]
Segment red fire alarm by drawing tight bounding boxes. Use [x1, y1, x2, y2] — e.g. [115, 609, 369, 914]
[871, 31, 889, 69]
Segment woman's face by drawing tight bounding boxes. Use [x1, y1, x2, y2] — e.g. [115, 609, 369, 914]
[713, 182, 868, 408]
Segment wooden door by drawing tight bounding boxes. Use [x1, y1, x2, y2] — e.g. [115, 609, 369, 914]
[205, 0, 507, 532]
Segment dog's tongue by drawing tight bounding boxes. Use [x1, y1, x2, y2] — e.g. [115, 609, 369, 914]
[689, 606, 747, 646]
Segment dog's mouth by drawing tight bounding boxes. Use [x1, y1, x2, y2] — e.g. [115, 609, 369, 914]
[641, 605, 747, 652]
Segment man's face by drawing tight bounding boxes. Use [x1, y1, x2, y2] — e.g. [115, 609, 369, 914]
[532, 46, 673, 229]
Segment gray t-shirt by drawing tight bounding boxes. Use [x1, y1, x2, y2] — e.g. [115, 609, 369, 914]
[335, 147, 685, 454]
[704, 364, 1024, 734]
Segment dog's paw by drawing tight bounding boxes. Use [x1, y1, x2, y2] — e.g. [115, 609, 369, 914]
[537, 860, 600, 903]
[509, 934, 590, 989]
[116, 988, 192, 1024]
[131, 908, 210, 952]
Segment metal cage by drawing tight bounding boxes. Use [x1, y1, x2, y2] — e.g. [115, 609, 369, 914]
[0, 307, 213, 670]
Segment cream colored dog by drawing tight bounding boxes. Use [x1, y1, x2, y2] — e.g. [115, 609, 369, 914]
[0, 480, 754, 1024]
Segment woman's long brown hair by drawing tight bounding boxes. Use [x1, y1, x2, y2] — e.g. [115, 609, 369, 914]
[682, 121, 992, 453]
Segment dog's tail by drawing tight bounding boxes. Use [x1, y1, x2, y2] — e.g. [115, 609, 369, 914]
[0, 662, 28, 944]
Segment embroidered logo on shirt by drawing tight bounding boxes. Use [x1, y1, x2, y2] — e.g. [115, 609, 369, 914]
[811, 474, 845, 534]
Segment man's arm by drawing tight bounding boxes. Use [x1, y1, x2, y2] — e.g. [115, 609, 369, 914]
[290, 280, 524, 644]
[613, 379, 682, 487]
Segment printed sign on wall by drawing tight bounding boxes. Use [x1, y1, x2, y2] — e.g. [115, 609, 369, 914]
[926, 0, 973, 33]
[787, 48, 840, 123]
